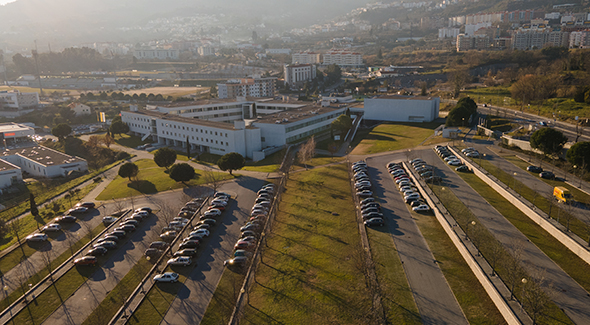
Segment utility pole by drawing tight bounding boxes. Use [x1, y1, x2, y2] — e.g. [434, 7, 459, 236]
[32, 40, 44, 97]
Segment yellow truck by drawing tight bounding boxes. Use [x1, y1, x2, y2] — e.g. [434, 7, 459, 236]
[553, 186, 573, 203]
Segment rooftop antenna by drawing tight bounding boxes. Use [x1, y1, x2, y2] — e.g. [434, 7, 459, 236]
[32, 40, 44, 97]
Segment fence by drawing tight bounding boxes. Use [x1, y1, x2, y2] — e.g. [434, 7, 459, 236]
[228, 148, 294, 324]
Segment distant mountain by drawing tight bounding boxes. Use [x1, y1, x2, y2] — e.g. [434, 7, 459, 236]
[0, 0, 368, 50]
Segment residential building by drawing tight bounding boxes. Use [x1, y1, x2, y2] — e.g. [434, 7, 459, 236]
[0, 91, 39, 111]
[438, 27, 460, 39]
[456, 34, 491, 51]
[133, 48, 179, 60]
[69, 103, 92, 116]
[322, 49, 363, 67]
[284, 64, 316, 87]
[265, 49, 291, 55]
[217, 77, 277, 99]
[361, 95, 440, 122]
[292, 51, 321, 64]
[198, 46, 216, 56]
[570, 30, 590, 48]
[511, 27, 569, 50]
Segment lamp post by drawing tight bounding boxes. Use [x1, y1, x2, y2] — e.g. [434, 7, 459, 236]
[465, 220, 475, 240]
[512, 172, 517, 190]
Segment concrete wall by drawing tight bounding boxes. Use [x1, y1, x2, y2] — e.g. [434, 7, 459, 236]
[363, 97, 440, 122]
[404, 161, 522, 325]
[449, 146, 590, 266]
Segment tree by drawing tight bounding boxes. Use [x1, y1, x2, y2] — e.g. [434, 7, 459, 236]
[169, 163, 195, 183]
[530, 128, 568, 160]
[449, 69, 470, 97]
[297, 136, 316, 169]
[118, 162, 138, 181]
[87, 135, 101, 147]
[217, 152, 245, 175]
[154, 147, 177, 170]
[186, 137, 191, 160]
[203, 167, 224, 193]
[331, 114, 353, 134]
[109, 120, 129, 137]
[503, 243, 526, 300]
[521, 270, 553, 325]
[101, 134, 115, 148]
[325, 64, 342, 85]
[51, 123, 72, 141]
[566, 142, 590, 171]
[29, 193, 40, 229]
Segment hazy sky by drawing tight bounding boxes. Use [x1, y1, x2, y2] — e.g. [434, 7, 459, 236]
[0, 0, 16, 5]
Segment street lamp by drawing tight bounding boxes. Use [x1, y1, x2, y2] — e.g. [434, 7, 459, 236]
[512, 172, 517, 190]
[465, 220, 475, 240]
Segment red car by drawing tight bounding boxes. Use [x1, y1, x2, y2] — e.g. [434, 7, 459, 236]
[74, 256, 97, 266]
[208, 205, 225, 211]
[234, 240, 255, 250]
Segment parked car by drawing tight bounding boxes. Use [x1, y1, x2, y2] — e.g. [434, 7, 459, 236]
[73, 256, 97, 266]
[109, 230, 126, 238]
[87, 246, 108, 256]
[447, 160, 462, 166]
[361, 202, 380, 210]
[135, 207, 152, 214]
[179, 240, 200, 250]
[361, 197, 375, 205]
[466, 152, 479, 158]
[76, 202, 96, 209]
[54, 215, 77, 223]
[204, 209, 222, 217]
[102, 216, 118, 225]
[120, 219, 139, 227]
[160, 231, 178, 241]
[410, 200, 424, 207]
[224, 256, 248, 267]
[167, 256, 192, 266]
[456, 165, 470, 172]
[527, 165, 543, 173]
[67, 207, 88, 215]
[42, 223, 61, 232]
[241, 224, 259, 232]
[174, 249, 198, 257]
[193, 223, 211, 231]
[198, 219, 217, 226]
[413, 204, 431, 212]
[100, 235, 120, 243]
[191, 229, 210, 237]
[361, 207, 380, 215]
[150, 241, 169, 249]
[234, 240, 255, 250]
[214, 192, 231, 198]
[153, 272, 179, 283]
[93, 240, 117, 250]
[364, 218, 385, 227]
[119, 224, 136, 232]
[240, 230, 258, 238]
[26, 233, 48, 242]
[145, 248, 162, 258]
[539, 171, 555, 179]
[362, 212, 384, 220]
[356, 190, 373, 197]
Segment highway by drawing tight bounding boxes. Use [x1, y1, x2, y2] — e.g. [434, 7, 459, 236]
[422, 148, 590, 324]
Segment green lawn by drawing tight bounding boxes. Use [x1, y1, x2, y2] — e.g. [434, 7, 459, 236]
[293, 156, 345, 171]
[82, 258, 152, 325]
[242, 149, 286, 173]
[350, 122, 442, 155]
[114, 134, 153, 149]
[238, 165, 374, 324]
[199, 269, 246, 325]
[96, 159, 233, 200]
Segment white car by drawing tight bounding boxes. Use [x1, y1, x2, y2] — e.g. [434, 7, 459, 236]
[447, 160, 462, 166]
[153, 272, 180, 283]
[204, 209, 222, 217]
[211, 199, 228, 206]
[413, 204, 431, 212]
[403, 190, 417, 197]
[26, 233, 48, 242]
[167, 256, 192, 266]
[399, 186, 416, 192]
[397, 181, 412, 187]
[466, 152, 479, 158]
[102, 216, 118, 225]
[42, 223, 61, 232]
[444, 156, 457, 162]
[404, 193, 421, 201]
[173, 217, 189, 223]
[190, 229, 210, 237]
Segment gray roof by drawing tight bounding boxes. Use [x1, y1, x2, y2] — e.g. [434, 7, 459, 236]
[1, 146, 85, 167]
[0, 159, 19, 171]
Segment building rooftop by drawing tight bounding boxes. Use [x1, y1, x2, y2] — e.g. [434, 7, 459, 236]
[253, 103, 345, 124]
[0, 159, 19, 172]
[1, 146, 85, 167]
[127, 110, 237, 130]
[0, 123, 34, 134]
[369, 95, 436, 101]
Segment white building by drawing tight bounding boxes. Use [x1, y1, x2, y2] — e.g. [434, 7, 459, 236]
[361, 95, 440, 122]
[217, 77, 276, 99]
[133, 49, 179, 60]
[0, 159, 22, 191]
[322, 50, 363, 67]
[0, 91, 39, 111]
[438, 27, 461, 39]
[0, 146, 88, 178]
[266, 49, 292, 55]
[292, 51, 321, 64]
[0, 122, 36, 147]
[284, 64, 316, 87]
[69, 103, 92, 116]
[198, 46, 216, 56]
[122, 98, 347, 160]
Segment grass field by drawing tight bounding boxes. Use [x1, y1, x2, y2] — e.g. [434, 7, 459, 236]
[350, 122, 442, 155]
[233, 165, 375, 324]
[113, 134, 153, 149]
[96, 159, 232, 200]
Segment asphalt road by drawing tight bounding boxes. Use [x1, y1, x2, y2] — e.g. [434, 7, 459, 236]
[160, 176, 266, 325]
[423, 148, 590, 324]
[365, 152, 469, 325]
[41, 189, 191, 325]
